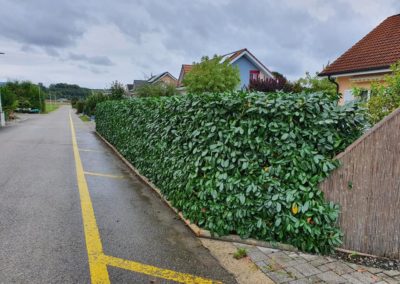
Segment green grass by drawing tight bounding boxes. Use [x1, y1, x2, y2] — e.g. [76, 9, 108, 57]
[79, 115, 90, 122]
[45, 103, 60, 113]
[233, 248, 247, 260]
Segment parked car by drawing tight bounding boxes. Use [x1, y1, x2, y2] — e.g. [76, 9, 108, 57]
[15, 108, 40, 113]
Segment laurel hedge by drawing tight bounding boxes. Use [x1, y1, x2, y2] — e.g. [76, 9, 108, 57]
[96, 92, 366, 253]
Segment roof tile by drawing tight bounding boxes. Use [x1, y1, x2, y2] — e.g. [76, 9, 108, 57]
[320, 14, 400, 76]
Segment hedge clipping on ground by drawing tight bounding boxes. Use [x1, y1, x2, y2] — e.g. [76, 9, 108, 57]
[96, 92, 366, 253]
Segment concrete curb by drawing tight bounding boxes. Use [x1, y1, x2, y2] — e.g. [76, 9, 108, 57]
[95, 130, 299, 253]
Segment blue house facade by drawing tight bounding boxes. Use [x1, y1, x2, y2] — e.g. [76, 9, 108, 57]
[232, 56, 262, 89]
[221, 48, 274, 89]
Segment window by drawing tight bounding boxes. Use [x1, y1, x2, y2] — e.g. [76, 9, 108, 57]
[250, 70, 260, 81]
[343, 90, 354, 103]
[359, 89, 371, 102]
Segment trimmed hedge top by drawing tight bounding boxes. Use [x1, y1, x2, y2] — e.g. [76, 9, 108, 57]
[96, 92, 366, 253]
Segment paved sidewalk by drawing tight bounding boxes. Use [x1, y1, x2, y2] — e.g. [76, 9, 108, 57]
[233, 243, 400, 284]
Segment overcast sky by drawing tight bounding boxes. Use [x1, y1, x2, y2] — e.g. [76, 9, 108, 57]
[0, 0, 399, 88]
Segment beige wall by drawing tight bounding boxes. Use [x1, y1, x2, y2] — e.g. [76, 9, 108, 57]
[159, 74, 177, 86]
[336, 73, 387, 104]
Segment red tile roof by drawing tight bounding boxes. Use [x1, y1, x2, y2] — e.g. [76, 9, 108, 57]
[182, 64, 192, 74]
[320, 14, 400, 76]
[177, 64, 193, 87]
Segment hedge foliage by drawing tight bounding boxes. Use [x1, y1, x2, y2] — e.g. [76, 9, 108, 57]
[96, 92, 366, 253]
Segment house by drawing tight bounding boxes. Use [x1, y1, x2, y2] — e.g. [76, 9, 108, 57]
[319, 14, 400, 103]
[177, 48, 274, 90]
[127, 72, 178, 94]
[127, 80, 147, 93]
[147, 72, 177, 86]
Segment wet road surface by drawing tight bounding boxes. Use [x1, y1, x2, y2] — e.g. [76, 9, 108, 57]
[0, 106, 236, 283]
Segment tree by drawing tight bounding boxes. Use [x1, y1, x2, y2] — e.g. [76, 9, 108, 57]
[135, 83, 178, 97]
[183, 55, 240, 94]
[2, 81, 45, 112]
[110, 81, 127, 100]
[297, 72, 338, 99]
[357, 62, 400, 124]
[84, 92, 109, 116]
[0, 86, 18, 118]
[48, 83, 91, 100]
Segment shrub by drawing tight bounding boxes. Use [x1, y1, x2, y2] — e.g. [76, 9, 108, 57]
[2, 81, 46, 112]
[249, 72, 308, 94]
[355, 61, 400, 124]
[84, 92, 108, 116]
[0, 86, 18, 119]
[249, 77, 287, 92]
[75, 100, 86, 114]
[96, 91, 366, 253]
[71, 97, 79, 108]
[135, 83, 178, 97]
[183, 55, 240, 94]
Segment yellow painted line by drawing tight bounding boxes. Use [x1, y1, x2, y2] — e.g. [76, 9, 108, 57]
[84, 171, 126, 179]
[69, 111, 110, 283]
[104, 255, 221, 284]
[69, 111, 222, 284]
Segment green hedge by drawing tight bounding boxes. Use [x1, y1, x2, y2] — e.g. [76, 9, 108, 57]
[96, 92, 366, 253]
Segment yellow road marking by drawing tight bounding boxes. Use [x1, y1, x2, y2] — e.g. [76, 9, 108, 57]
[104, 255, 221, 284]
[69, 112, 110, 283]
[84, 171, 126, 179]
[69, 111, 221, 284]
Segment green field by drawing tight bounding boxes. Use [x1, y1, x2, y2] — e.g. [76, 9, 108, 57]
[45, 103, 60, 113]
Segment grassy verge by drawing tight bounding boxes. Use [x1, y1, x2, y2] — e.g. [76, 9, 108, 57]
[45, 103, 60, 113]
[79, 115, 90, 122]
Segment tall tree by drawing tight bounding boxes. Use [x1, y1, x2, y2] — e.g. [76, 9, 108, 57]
[183, 55, 240, 94]
[297, 72, 338, 99]
[109, 81, 127, 100]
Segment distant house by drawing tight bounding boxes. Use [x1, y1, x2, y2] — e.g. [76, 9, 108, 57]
[319, 14, 400, 103]
[127, 72, 178, 94]
[147, 72, 177, 86]
[127, 80, 147, 93]
[177, 48, 274, 90]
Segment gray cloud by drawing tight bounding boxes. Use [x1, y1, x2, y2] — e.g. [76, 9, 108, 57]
[0, 0, 88, 48]
[44, 47, 60, 57]
[0, 0, 399, 87]
[68, 52, 114, 66]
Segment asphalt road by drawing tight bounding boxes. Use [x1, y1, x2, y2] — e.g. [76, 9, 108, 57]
[0, 106, 237, 283]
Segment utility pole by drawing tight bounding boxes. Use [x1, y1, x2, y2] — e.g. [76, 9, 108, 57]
[0, 52, 5, 127]
[0, 88, 5, 127]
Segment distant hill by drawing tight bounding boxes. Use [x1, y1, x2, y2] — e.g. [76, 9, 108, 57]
[48, 83, 92, 99]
